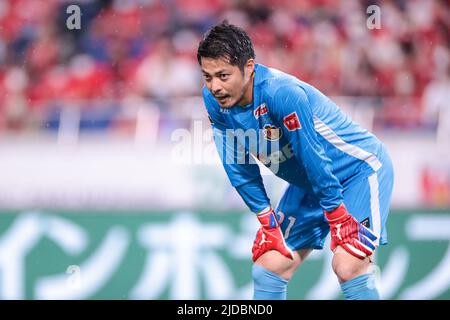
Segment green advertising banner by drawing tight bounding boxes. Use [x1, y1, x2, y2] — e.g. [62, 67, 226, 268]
[0, 209, 449, 300]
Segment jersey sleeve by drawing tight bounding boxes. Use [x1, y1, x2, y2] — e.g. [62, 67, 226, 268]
[202, 88, 270, 213]
[271, 85, 344, 212]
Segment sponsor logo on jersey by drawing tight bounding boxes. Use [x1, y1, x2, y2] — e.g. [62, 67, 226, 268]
[263, 124, 283, 141]
[254, 103, 268, 119]
[283, 112, 301, 131]
[220, 108, 230, 114]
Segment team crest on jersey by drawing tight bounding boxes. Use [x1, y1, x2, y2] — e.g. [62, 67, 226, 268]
[263, 124, 282, 141]
[283, 112, 301, 131]
[254, 103, 268, 119]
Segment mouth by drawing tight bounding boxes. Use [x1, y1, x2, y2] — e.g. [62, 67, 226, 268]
[215, 95, 229, 103]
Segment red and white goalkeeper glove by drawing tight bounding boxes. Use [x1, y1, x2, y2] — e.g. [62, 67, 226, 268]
[325, 204, 378, 260]
[252, 208, 294, 262]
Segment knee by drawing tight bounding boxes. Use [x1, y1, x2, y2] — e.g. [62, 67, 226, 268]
[332, 253, 369, 283]
[254, 250, 299, 280]
[252, 264, 286, 285]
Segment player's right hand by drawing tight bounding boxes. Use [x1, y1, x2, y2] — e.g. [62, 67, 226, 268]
[252, 208, 294, 262]
[324, 203, 378, 260]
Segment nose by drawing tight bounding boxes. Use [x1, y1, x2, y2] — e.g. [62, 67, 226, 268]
[210, 78, 223, 95]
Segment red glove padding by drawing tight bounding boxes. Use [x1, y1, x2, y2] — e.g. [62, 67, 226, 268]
[252, 208, 294, 262]
[325, 204, 378, 260]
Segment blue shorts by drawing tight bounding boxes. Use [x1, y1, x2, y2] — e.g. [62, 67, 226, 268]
[275, 154, 394, 251]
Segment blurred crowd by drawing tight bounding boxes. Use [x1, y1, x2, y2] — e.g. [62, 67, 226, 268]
[0, 0, 449, 132]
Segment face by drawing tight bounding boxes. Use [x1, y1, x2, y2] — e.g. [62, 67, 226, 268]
[200, 57, 254, 108]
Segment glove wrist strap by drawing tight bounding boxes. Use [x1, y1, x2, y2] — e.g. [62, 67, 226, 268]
[257, 208, 278, 229]
[324, 203, 348, 223]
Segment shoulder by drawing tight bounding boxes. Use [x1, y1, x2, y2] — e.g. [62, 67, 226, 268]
[256, 64, 310, 103]
[267, 83, 311, 117]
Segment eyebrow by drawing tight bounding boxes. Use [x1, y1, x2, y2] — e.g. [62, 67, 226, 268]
[201, 69, 229, 76]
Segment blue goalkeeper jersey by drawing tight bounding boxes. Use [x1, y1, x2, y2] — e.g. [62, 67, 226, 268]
[202, 64, 386, 213]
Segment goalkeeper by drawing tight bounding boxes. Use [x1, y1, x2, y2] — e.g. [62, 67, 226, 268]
[197, 22, 394, 300]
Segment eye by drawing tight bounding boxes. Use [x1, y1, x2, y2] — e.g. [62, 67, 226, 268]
[220, 74, 229, 80]
[203, 74, 211, 81]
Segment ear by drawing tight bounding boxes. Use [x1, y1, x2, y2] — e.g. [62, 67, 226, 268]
[245, 59, 255, 80]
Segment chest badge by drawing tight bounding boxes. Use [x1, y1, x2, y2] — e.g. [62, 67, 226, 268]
[283, 112, 301, 131]
[263, 124, 283, 141]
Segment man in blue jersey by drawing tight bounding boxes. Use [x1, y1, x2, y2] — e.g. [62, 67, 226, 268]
[197, 22, 394, 300]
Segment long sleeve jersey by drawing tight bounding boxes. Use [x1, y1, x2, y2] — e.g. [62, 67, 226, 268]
[202, 64, 385, 213]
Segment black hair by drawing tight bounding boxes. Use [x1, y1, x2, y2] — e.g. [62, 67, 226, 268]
[197, 21, 255, 72]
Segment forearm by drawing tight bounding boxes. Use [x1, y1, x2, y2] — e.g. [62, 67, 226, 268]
[235, 178, 271, 213]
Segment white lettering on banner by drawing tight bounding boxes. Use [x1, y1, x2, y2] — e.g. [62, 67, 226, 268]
[0, 212, 87, 299]
[1, 212, 450, 299]
[378, 247, 409, 299]
[0, 213, 43, 299]
[400, 216, 450, 300]
[130, 213, 235, 299]
[36, 226, 129, 299]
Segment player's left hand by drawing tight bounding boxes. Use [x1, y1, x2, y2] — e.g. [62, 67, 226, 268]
[325, 204, 378, 260]
[252, 208, 294, 262]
